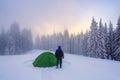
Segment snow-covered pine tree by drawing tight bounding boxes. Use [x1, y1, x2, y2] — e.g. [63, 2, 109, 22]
[56, 32, 64, 51]
[104, 23, 109, 58]
[40, 35, 48, 50]
[97, 19, 107, 59]
[0, 27, 7, 55]
[52, 32, 58, 50]
[107, 22, 115, 60]
[35, 35, 41, 49]
[114, 16, 120, 60]
[63, 29, 69, 53]
[5, 35, 16, 55]
[81, 31, 89, 56]
[21, 29, 33, 52]
[87, 18, 99, 57]
[9, 22, 22, 54]
[69, 34, 75, 54]
[74, 34, 80, 54]
[76, 32, 84, 55]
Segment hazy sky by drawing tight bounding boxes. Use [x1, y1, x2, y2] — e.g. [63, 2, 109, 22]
[0, 0, 120, 36]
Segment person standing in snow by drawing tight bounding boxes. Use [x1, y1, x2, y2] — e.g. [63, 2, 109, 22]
[55, 46, 64, 68]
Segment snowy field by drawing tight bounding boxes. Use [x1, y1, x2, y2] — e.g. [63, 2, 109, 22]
[0, 50, 120, 80]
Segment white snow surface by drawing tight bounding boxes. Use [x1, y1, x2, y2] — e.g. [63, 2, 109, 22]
[0, 50, 120, 80]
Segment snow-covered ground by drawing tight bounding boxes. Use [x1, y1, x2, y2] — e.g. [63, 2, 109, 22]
[0, 50, 120, 80]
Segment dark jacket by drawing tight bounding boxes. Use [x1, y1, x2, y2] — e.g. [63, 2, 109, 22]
[55, 47, 64, 59]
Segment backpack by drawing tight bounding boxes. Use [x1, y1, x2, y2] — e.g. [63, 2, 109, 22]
[55, 49, 63, 58]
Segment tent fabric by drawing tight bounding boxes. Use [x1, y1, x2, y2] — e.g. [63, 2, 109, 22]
[32, 52, 57, 67]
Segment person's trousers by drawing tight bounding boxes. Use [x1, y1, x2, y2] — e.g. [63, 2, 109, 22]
[56, 58, 62, 68]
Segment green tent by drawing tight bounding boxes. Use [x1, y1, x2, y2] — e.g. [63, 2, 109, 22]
[32, 52, 57, 67]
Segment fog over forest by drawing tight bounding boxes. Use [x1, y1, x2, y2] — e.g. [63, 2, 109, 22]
[0, 16, 120, 62]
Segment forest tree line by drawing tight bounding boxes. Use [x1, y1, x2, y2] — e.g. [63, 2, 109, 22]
[35, 17, 120, 61]
[0, 17, 120, 61]
[0, 22, 33, 55]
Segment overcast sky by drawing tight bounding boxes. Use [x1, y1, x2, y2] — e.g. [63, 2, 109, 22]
[0, 0, 120, 36]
